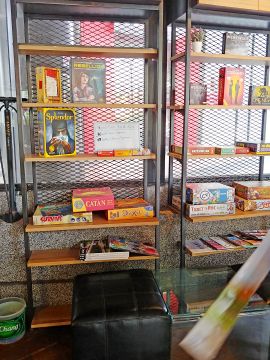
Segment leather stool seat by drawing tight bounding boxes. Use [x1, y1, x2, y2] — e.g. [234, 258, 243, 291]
[72, 269, 172, 360]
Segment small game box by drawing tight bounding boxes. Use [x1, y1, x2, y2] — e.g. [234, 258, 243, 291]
[222, 33, 249, 56]
[37, 108, 76, 157]
[235, 146, 250, 154]
[36, 67, 62, 103]
[236, 141, 270, 154]
[186, 202, 235, 217]
[218, 67, 245, 105]
[189, 83, 207, 105]
[215, 146, 235, 155]
[72, 187, 114, 212]
[171, 145, 215, 156]
[235, 195, 270, 211]
[249, 86, 270, 105]
[33, 203, 92, 225]
[233, 181, 270, 200]
[186, 183, 235, 205]
[106, 198, 154, 220]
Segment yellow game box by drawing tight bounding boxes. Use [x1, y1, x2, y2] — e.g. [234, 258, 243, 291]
[106, 198, 154, 220]
[36, 67, 62, 103]
[37, 108, 76, 157]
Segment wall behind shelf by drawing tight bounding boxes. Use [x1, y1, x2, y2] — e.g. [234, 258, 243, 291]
[1, 189, 270, 306]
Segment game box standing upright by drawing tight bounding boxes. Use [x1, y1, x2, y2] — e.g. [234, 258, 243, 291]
[36, 67, 62, 103]
[37, 108, 76, 157]
[189, 83, 207, 105]
[72, 187, 114, 212]
[218, 67, 245, 105]
[186, 183, 235, 205]
[222, 33, 249, 56]
[249, 86, 270, 105]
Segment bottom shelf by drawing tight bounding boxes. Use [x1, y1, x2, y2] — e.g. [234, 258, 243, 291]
[31, 304, 72, 328]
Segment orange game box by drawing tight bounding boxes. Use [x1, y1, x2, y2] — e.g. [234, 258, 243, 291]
[106, 198, 154, 220]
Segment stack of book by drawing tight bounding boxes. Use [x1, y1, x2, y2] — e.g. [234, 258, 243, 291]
[233, 181, 270, 212]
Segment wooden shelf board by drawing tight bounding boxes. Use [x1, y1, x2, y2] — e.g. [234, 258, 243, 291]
[18, 44, 158, 59]
[25, 153, 156, 162]
[186, 247, 246, 257]
[31, 305, 71, 328]
[168, 151, 270, 160]
[21, 102, 156, 109]
[186, 208, 270, 223]
[171, 51, 270, 65]
[169, 104, 270, 110]
[26, 214, 159, 233]
[27, 248, 159, 267]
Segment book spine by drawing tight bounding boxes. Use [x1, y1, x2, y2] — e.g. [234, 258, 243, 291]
[218, 68, 226, 105]
[222, 33, 226, 54]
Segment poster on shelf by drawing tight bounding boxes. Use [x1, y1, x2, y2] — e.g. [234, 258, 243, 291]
[93, 121, 140, 151]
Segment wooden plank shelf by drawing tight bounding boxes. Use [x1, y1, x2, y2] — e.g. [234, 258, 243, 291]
[169, 151, 270, 160]
[169, 104, 270, 110]
[186, 208, 270, 223]
[26, 213, 159, 233]
[18, 44, 158, 59]
[186, 246, 246, 257]
[27, 248, 159, 267]
[31, 305, 71, 329]
[21, 102, 156, 109]
[25, 153, 156, 162]
[171, 51, 270, 65]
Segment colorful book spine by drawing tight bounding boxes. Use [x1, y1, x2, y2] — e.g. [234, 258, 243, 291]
[200, 237, 227, 250]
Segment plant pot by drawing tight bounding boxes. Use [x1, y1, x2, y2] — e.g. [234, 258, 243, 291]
[192, 41, 203, 53]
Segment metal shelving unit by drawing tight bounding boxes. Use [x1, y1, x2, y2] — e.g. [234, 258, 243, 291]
[167, 0, 270, 267]
[11, 0, 165, 328]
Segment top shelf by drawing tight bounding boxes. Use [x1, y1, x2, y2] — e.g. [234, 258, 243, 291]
[18, 44, 158, 59]
[171, 52, 270, 66]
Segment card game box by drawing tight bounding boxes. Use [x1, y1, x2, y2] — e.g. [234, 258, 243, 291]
[189, 83, 207, 105]
[36, 67, 62, 103]
[106, 198, 154, 220]
[186, 183, 235, 205]
[233, 181, 270, 200]
[33, 203, 92, 225]
[249, 86, 270, 105]
[215, 146, 235, 155]
[171, 145, 215, 156]
[235, 195, 270, 211]
[236, 141, 270, 154]
[186, 202, 235, 217]
[37, 108, 76, 157]
[235, 146, 250, 154]
[222, 33, 249, 56]
[72, 187, 114, 212]
[218, 67, 245, 105]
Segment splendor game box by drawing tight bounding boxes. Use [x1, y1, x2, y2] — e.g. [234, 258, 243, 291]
[72, 187, 114, 212]
[235, 195, 270, 211]
[186, 183, 235, 205]
[36, 67, 62, 103]
[218, 67, 245, 105]
[106, 198, 153, 221]
[38, 108, 76, 157]
[33, 203, 92, 225]
[186, 203, 235, 217]
[233, 181, 270, 200]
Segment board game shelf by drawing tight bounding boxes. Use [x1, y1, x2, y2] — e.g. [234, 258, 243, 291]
[27, 248, 159, 267]
[31, 305, 71, 329]
[26, 214, 159, 233]
[168, 104, 270, 111]
[18, 44, 158, 59]
[25, 153, 156, 162]
[21, 102, 156, 109]
[171, 51, 270, 65]
[169, 152, 270, 160]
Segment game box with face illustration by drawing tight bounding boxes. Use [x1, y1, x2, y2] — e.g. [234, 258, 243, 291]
[37, 108, 76, 157]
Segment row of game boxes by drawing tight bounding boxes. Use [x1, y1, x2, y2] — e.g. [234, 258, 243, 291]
[33, 197, 154, 225]
[186, 230, 267, 256]
[172, 142, 270, 155]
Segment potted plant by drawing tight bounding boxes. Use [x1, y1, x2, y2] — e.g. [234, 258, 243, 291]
[191, 28, 204, 52]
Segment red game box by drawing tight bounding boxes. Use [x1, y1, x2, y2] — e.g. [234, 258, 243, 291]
[218, 67, 245, 105]
[72, 187, 114, 212]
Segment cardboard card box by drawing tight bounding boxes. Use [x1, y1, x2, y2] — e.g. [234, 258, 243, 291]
[72, 187, 114, 212]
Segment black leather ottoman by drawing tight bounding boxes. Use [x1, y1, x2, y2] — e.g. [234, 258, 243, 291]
[72, 269, 172, 360]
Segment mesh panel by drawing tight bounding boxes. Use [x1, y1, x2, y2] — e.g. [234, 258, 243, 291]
[172, 27, 266, 186]
[27, 19, 147, 203]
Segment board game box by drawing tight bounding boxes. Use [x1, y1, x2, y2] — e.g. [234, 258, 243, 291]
[36, 67, 62, 103]
[33, 203, 92, 225]
[106, 198, 154, 220]
[222, 33, 249, 56]
[235, 141, 270, 154]
[171, 145, 215, 156]
[235, 146, 250, 154]
[249, 86, 270, 105]
[186, 183, 235, 205]
[185, 239, 216, 256]
[72, 187, 114, 212]
[235, 195, 270, 211]
[218, 67, 245, 105]
[233, 181, 270, 200]
[186, 202, 235, 217]
[189, 83, 207, 105]
[37, 108, 76, 157]
[71, 59, 106, 103]
[215, 146, 235, 155]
